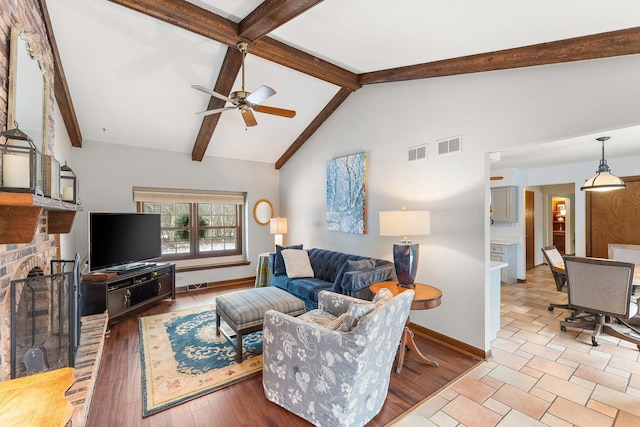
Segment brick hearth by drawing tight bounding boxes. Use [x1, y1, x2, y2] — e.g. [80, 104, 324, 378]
[65, 313, 108, 427]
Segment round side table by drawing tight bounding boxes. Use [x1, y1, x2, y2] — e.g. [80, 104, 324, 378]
[370, 281, 442, 374]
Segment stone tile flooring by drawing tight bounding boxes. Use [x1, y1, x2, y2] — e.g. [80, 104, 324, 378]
[393, 265, 640, 427]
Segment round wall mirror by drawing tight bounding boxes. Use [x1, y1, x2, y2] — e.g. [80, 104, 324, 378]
[253, 199, 274, 225]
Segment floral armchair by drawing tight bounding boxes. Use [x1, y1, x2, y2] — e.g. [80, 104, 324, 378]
[262, 289, 414, 427]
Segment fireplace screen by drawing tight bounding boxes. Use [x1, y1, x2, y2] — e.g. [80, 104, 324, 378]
[10, 256, 81, 379]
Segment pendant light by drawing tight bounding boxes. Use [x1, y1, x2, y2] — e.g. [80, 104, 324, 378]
[580, 136, 627, 192]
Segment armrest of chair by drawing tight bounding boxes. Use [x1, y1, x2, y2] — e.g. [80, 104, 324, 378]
[340, 264, 396, 299]
[317, 290, 368, 317]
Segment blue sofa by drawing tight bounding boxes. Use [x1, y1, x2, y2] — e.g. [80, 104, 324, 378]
[269, 247, 396, 310]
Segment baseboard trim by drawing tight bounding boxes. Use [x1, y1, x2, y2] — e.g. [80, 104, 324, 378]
[176, 276, 256, 293]
[409, 322, 487, 360]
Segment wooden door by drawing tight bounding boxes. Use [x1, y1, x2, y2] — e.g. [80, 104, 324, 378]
[586, 175, 640, 257]
[525, 191, 535, 269]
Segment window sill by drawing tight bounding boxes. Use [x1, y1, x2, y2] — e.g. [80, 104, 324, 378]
[175, 260, 250, 273]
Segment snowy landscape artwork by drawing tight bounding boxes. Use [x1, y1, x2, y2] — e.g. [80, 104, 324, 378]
[326, 152, 366, 234]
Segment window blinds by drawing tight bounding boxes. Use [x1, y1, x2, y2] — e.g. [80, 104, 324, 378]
[132, 187, 245, 205]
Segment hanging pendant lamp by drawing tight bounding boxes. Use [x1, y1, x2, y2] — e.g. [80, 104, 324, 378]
[580, 136, 627, 192]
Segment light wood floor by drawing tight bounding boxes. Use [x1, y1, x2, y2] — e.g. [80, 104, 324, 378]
[394, 265, 640, 426]
[85, 282, 480, 426]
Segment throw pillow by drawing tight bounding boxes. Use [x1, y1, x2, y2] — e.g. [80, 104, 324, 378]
[281, 249, 314, 279]
[326, 312, 347, 330]
[372, 287, 394, 305]
[340, 302, 375, 332]
[274, 244, 303, 276]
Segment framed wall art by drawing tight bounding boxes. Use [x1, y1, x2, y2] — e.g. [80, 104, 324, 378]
[326, 152, 366, 234]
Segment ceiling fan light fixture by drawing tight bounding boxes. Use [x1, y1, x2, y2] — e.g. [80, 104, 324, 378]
[580, 136, 627, 192]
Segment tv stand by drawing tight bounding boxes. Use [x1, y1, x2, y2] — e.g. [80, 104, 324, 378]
[82, 263, 175, 327]
[106, 262, 154, 274]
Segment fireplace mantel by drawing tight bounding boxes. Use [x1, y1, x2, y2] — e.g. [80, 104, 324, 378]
[0, 192, 80, 243]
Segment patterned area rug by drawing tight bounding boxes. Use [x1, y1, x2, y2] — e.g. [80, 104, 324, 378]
[139, 305, 263, 416]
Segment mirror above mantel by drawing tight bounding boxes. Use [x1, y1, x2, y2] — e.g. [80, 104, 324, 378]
[7, 26, 47, 152]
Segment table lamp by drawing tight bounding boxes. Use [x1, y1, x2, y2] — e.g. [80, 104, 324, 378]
[270, 217, 287, 246]
[379, 208, 431, 288]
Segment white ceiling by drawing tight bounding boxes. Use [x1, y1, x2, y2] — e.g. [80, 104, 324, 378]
[46, 0, 640, 166]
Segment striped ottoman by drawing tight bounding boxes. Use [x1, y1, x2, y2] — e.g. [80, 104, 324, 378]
[216, 287, 305, 363]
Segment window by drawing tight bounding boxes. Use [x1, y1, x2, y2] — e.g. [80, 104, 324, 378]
[133, 187, 245, 260]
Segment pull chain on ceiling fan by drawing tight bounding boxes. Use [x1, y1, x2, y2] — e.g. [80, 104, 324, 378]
[192, 42, 296, 127]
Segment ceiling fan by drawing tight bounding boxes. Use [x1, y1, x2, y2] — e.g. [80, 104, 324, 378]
[192, 42, 296, 127]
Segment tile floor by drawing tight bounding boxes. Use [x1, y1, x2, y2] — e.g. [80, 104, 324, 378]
[393, 265, 640, 427]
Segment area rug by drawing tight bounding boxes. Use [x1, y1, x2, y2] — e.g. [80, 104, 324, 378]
[139, 305, 263, 416]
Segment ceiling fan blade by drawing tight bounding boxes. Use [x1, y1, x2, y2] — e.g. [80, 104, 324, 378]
[253, 105, 296, 118]
[242, 109, 258, 127]
[191, 85, 235, 104]
[246, 85, 276, 104]
[195, 106, 237, 117]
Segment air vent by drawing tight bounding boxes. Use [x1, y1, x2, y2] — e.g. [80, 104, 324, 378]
[408, 144, 427, 161]
[437, 135, 462, 156]
[187, 283, 210, 291]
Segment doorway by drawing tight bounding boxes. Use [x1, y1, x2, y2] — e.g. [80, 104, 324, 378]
[525, 190, 535, 270]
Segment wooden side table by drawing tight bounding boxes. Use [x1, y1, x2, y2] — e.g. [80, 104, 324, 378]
[370, 281, 442, 374]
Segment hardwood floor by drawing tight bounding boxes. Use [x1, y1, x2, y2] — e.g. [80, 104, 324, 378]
[86, 283, 480, 426]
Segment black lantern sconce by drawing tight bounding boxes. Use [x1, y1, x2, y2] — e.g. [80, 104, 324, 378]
[60, 161, 79, 204]
[0, 124, 43, 195]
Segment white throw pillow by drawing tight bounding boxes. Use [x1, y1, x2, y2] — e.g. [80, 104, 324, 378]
[281, 249, 314, 278]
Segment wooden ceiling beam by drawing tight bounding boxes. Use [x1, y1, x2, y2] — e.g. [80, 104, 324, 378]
[359, 27, 640, 85]
[239, 0, 325, 42]
[275, 87, 351, 169]
[191, 47, 244, 161]
[107, 0, 359, 91]
[38, 0, 83, 148]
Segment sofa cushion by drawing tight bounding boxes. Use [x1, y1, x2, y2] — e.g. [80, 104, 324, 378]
[287, 278, 333, 304]
[282, 249, 314, 278]
[274, 244, 303, 276]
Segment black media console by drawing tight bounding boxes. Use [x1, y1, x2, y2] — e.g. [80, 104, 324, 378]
[82, 263, 175, 327]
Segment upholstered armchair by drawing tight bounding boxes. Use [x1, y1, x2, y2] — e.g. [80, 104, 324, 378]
[262, 289, 414, 427]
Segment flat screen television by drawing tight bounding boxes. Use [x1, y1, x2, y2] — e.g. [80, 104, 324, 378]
[89, 212, 162, 272]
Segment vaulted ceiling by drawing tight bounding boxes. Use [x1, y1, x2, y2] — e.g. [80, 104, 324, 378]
[44, 1, 640, 169]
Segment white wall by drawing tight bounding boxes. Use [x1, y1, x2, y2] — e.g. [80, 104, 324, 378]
[59, 136, 280, 288]
[279, 54, 640, 352]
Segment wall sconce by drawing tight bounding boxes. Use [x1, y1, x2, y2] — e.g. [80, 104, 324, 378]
[270, 217, 287, 246]
[0, 124, 43, 195]
[60, 161, 79, 204]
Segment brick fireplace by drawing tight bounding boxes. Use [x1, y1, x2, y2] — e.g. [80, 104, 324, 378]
[0, 213, 57, 381]
[0, 211, 107, 426]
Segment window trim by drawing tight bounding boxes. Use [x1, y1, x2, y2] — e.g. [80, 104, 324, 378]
[134, 187, 246, 261]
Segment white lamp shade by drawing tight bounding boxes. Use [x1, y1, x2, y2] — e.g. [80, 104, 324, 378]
[379, 210, 431, 237]
[270, 217, 288, 234]
[581, 170, 627, 192]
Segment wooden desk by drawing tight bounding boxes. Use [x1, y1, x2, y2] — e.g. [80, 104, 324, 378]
[370, 281, 442, 374]
[0, 367, 74, 427]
